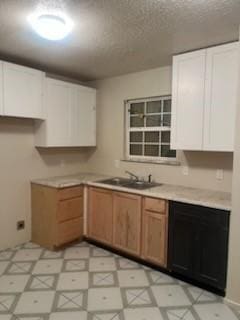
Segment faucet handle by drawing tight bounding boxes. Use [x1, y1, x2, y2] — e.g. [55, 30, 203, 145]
[148, 174, 152, 183]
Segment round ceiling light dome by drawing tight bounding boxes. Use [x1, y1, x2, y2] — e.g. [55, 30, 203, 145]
[28, 12, 73, 41]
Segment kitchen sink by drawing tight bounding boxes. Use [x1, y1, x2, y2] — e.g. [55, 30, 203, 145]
[97, 177, 161, 190]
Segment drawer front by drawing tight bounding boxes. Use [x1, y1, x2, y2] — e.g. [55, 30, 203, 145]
[58, 197, 83, 223]
[57, 217, 83, 246]
[144, 197, 166, 213]
[58, 186, 83, 200]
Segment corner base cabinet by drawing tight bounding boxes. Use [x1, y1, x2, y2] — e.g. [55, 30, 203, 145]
[31, 184, 84, 250]
[168, 201, 230, 292]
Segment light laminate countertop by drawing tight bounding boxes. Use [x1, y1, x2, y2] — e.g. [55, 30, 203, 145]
[31, 173, 231, 211]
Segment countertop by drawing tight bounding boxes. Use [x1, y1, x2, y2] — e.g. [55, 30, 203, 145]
[31, 173, 231, 211]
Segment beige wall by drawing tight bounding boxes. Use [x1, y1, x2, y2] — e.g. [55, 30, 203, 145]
[0, 65, 234, 257]
[226, 39, 240, 304]
[87, 66, 233, 192]
[0, 117, 93, 250]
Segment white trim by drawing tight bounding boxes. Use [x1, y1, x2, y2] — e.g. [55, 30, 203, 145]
[224, 297, 240, 308]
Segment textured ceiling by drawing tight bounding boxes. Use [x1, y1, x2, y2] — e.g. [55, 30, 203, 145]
[0, 0, 239, 80]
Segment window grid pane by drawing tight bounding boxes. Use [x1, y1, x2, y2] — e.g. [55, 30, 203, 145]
[127, 96, 175, 159]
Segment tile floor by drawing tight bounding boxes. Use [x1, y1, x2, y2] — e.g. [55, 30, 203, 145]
[0, 241, 239, 320]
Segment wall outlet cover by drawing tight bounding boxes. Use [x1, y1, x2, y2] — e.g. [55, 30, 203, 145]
[182, 166, 189, 176]
[17, 220, 25, 231]
[114, 160, 120, 168]
[216, 169, 224, 180]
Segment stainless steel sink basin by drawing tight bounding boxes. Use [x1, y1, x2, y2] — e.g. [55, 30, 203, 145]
[98, 177, 161, 190]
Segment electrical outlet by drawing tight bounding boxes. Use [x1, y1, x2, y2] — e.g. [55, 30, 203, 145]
[17, 220, 25, 231]
[114, 160, 120, 168]
[216, 169, 224, 180]
[182, 166, 189, 176]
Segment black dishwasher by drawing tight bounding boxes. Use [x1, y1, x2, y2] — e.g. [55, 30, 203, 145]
[168, 201, 230, 294]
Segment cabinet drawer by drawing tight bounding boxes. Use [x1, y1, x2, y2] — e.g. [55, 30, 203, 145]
[144, 197, 166, 213]
[57, 217, 83, 246]
[58, 186, 83, 200]
[58, 197, 83, 223]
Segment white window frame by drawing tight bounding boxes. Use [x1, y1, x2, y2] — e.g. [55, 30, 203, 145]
[125, 96, 176, 162]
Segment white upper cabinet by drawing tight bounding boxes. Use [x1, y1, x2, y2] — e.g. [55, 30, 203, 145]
[0, 62, 3, 116]
[171, 49, 206, 150]
[71, 85, 96, 146]
[171, 42, 239, 152]
[2, 62, 44, 119]
[204, 42, 239, 151]
[35, 78, 96, 147]
[44, 78, 72, 147]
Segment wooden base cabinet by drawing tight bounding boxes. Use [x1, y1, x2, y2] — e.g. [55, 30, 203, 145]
[113, 192, 142, 256]
[88, 187, 113, 245]
[31, 184, 84, 250]
[142, 198, 168, 267]
[87, 187, 169, 264]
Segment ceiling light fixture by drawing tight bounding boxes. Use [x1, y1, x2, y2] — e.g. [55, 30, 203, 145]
[28, 12, 73, 41]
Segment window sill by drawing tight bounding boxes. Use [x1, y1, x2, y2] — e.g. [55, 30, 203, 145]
[121, 158, 181, 166]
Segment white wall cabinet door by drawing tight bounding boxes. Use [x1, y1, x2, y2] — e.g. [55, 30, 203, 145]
[203, 42, 239, 151]
[171, 49, 206, 150]
[44, 79, 72, 147]
[0, 62, 3, 115]
[35, 78, 96, 147]
[3, 62, 44, 119]
[71, 86, 96, 146]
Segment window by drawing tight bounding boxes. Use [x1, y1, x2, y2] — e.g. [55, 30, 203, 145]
[125, 96, 176, 161]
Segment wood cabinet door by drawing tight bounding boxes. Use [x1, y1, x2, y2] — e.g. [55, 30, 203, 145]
[88, 188, 113, 245]
[3, 62, 44, 119]
[171, 49, 206, 150]
[203, 42, 239, 151]
[142, 211, 167, 267]
[113, 192, 141, 256]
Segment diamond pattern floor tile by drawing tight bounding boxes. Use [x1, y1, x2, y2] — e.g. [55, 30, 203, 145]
[12, 250, 42, 262]
[89, 258, 117, 272]
[14, 291, 55, 314]
[32, 260, 63, 275]
[27, 275, 57, 291]
[56, 272, 89, 290]
[123, 307, 163, 320]
[6, 262, 34, 275]
[151, 284, 192, 307]
[54, 291, 87, 311]
[0, 241, 239, 320]
[87, 288, 123, 311]
[0, 275, 29, 293]
[63, 260, 88, 272]
[49, 311, 88, 320]
[117, 270, 149, 287]
[193, 302, 240, 320]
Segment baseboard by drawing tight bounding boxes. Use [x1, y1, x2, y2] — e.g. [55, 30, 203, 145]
[224, 297, 240, 308]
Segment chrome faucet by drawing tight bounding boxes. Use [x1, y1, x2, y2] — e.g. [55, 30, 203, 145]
[125, 170, 140, 181]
